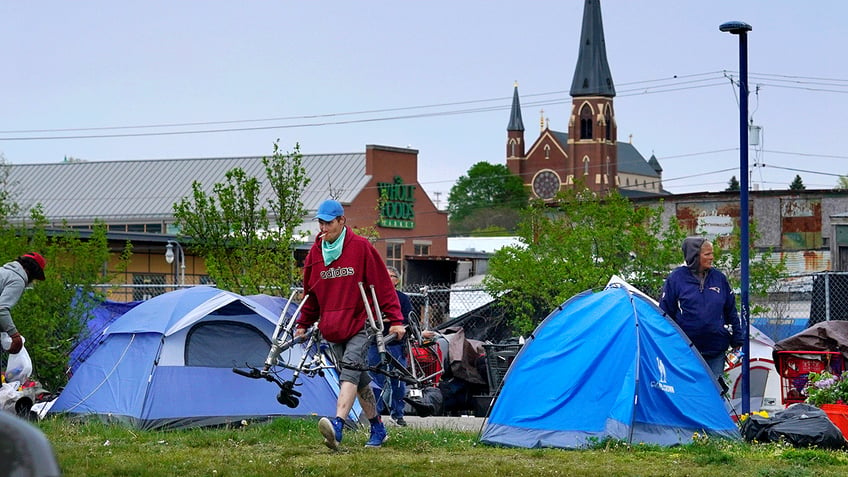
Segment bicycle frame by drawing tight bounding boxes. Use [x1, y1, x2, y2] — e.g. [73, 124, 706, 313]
[232, 292, 335, 408]
[233, 284, 443, 410]
[358, 282, 442, 390]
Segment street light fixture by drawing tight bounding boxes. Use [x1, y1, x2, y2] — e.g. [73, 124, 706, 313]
[720, 20, 752, 415]
[165, 240, 186, 286]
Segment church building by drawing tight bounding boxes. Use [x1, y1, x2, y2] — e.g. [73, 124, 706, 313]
[506, 0, 668, 199]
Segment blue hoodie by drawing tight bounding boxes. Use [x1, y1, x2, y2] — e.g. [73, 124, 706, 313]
[659, 237, 743, 358]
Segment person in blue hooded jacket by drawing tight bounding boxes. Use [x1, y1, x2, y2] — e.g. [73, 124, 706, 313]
[659, 237, 743, 381]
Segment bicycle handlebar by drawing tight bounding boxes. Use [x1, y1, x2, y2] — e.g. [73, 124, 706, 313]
[232, 367, 261, 379]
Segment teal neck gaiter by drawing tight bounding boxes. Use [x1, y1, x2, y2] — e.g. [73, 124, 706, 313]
[322, 227, 347, 266]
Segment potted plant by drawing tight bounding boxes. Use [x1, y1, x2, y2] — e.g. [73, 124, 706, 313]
[804, 371, 848, 438]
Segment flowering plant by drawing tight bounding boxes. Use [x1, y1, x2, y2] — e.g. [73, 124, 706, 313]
[804, 371, 848, 407]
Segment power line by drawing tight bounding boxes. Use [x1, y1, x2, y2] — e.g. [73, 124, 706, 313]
[764, 165, 845, 178]
[762, 149, 848, 160]
[5, 71, 848, 141]
[2, 72, 729, 135]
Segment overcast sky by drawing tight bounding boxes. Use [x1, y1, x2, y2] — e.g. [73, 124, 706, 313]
[3, 1, 848, 207]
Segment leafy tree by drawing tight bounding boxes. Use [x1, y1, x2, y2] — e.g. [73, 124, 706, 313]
[447, 162, 528, 235]
[173, 141, 309, 295]
[726, 175, 740, 192]
[0, 155, 21, 224]
[0, 156, 131, 390]
[484, 184, 685, 334]
[837, 175, 848, 190]
[453, 208, 523, 236]
[0, 203, 128, 391]
[713, 221, 786, 318]
[789, 175, 806, 191]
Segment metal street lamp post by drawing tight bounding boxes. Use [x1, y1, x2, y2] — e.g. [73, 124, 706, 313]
[720, 20, 752, 415]
[165, 240, 186, 287]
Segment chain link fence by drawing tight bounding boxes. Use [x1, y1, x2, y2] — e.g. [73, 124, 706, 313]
[95, 271, 848, 343]
[93, 282, 495, 328]
[748, 272, 848, 341]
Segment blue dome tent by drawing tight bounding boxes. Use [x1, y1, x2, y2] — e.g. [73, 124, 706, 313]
[481, 284, 740, 448]
[50, 286, 356, 430]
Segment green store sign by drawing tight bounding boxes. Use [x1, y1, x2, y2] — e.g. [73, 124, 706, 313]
[377, 176, 415, 229]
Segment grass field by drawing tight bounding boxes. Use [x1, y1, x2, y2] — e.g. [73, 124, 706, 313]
[35, 416, 848, 477]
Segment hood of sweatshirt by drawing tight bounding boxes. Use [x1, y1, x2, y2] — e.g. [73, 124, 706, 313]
[2, 261, 27, 283]
[682, 236, 706, 274]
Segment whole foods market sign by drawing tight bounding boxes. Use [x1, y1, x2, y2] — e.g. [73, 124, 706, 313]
[377, 176, 415, 229]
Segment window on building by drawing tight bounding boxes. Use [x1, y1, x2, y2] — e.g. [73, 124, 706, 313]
[133, 273, 165, 301]
[386, 242, 402, 271]
[579, 104, 593, 140]
[414, 243, 430, 256]
[105, 223, 164, 233]
[544, 144, 551, 159]
[509, 139, 516, 157]
[583, 157, 590, 176]
[604, 104, 613, 140]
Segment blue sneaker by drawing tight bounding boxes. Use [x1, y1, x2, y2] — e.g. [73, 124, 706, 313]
[365, 419, 388, 448]
[318, 416, 343, 450]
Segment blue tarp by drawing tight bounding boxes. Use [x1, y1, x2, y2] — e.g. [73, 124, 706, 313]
[751, 317, 808, 342]
[481, 285, 741, 448]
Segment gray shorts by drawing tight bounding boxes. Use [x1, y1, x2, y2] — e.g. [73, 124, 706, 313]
[328, 328, 372, 388]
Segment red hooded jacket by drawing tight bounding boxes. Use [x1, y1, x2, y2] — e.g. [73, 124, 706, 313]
[296, 227, 402, 343]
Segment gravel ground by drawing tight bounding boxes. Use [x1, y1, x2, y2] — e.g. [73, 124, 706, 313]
[386, 415, 486, 433]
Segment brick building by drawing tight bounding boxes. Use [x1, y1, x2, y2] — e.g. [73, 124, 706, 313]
[505, 0, 668, 200]
[7, 144, 450, 299]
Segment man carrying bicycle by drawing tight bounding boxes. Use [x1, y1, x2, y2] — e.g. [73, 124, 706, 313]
[295, 199, 405, 450]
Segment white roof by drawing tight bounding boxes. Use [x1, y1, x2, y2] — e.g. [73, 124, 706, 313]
[448, 236, 523, 254]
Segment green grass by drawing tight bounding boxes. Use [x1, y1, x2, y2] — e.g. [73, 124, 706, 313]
[35, 416, 848, 477]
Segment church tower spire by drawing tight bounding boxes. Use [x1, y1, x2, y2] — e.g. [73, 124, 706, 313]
[568, 0, 618, 194]
[507, 81, 525, 132]
[570, 0, 615, 97]
[506, 82, 526, 174]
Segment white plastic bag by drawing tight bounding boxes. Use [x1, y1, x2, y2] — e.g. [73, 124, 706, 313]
[6, 347, 33, 383]
[1, 332, 33, 383]
[0, 381, 22, 410]
[0, 332, 11, 351]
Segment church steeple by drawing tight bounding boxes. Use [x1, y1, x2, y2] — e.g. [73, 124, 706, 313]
[506, 82, 526, 162]
[570, 0, 615, 98]
[568, 0, 617, 194]
[507, 81, 525, 132]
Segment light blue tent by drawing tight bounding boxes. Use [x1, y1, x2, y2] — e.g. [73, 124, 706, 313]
[480, 285, 741, 448]
[49, 286, 356, 430]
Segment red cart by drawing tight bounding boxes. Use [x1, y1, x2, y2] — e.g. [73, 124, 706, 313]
[775, 350, 844, 406]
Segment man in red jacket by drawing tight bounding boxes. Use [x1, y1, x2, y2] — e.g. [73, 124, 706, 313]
[295, 199, 405, 450]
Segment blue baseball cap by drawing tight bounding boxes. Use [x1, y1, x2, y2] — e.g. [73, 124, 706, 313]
[314, 199, 344, 221]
